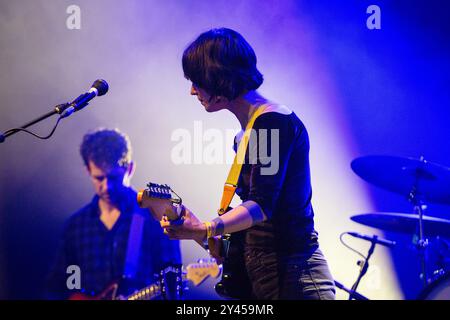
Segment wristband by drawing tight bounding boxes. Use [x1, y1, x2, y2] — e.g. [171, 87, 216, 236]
[204, 221, 213, 238]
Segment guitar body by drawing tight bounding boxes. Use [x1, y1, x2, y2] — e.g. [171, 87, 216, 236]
[67, 270, 164, 300]
[68, 282, 119, 300]
[215, 231, 254, 299]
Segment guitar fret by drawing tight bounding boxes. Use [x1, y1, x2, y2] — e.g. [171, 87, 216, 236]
[127, 284, 160, 300]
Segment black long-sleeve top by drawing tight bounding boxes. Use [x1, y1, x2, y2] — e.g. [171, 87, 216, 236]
[234, 111, 319, 254]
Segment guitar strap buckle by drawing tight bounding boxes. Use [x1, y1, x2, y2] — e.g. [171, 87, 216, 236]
[218, 184, 237, 216]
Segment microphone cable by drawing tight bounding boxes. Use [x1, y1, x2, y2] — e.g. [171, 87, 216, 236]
[2, 114, 64, 141]
[340, 231, 367, 261]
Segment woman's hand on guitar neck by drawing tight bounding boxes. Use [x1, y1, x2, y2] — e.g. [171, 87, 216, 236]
[160, 205, 207, 244]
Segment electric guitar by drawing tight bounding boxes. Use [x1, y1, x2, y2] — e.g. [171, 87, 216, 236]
[68, 261, 221, 300]
[138, 182, 253, 299]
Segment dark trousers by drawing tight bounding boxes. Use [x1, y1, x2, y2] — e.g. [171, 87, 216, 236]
[245, 247, 336, 300]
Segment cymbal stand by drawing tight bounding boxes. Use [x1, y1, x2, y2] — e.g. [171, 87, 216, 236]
[408, 188, 429, 287]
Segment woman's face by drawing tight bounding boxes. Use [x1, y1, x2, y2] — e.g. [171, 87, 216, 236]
[190, 83, 228, 112]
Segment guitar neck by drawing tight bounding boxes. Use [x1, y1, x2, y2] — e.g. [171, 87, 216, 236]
[125, 283, 161, 300]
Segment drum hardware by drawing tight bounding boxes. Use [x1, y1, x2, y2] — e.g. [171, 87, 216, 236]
[351, 155, 450, 205]
[435, 237, 450, 272]
[409, 188, 429, 286]
[418, 237, 450, 300]
[350, 213, 450, 238]
[351, 155, 450, 292]
[417, 272, 450, 300]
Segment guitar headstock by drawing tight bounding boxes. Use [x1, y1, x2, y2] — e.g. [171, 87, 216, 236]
[147, 183, 181, 201]
[124, 260, 223, 300]
[185, 259, 222, 286]
[137, 182, 182, 221]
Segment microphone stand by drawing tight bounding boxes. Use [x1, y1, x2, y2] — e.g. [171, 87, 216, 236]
[335, 280, 369, 300]
[0, 103, 70, 143]
[349, 237, 377, 299]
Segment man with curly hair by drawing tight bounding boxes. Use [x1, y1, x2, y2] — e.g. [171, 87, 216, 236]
[46, 128, 181, 299]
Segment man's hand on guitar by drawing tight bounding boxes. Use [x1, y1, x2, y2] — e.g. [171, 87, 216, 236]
[160, 205, 206, 244]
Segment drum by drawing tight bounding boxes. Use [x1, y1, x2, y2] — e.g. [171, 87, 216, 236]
[418, 273, 450, 300]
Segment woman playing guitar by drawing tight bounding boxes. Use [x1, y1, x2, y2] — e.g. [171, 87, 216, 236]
[161, 28, 335, 300]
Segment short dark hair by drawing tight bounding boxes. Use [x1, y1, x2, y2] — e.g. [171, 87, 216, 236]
[182, 28, 263, 100]
[80, 128, 132, 169]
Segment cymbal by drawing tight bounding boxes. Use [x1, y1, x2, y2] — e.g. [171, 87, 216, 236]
[351, 155, 450, 205]
[351, 212, 450, 238]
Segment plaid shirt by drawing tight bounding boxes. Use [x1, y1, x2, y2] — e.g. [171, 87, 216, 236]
[45, 187, 181, 299]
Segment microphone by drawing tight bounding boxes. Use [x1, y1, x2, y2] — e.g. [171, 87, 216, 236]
[347, 232, 396, 248]
[60, 79, 109, 118]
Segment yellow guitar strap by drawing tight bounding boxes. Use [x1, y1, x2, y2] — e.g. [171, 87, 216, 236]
[218, 106, 266, 215]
